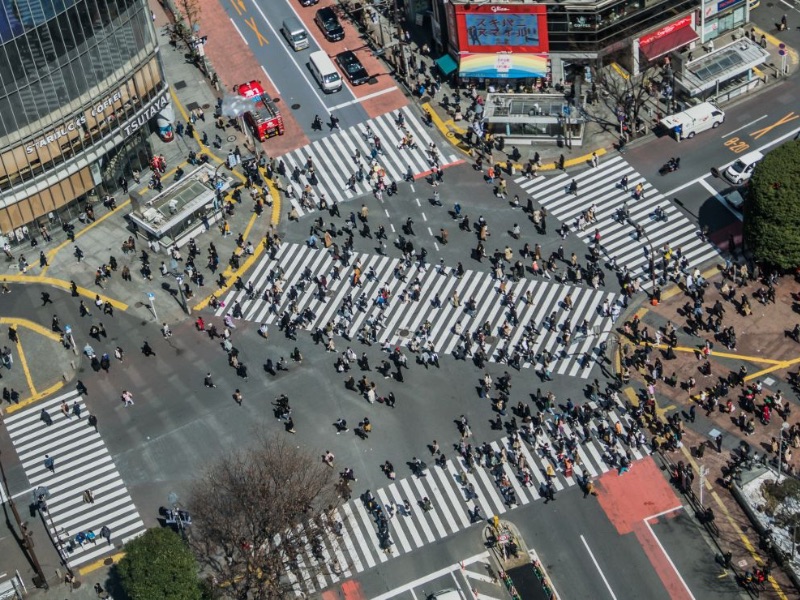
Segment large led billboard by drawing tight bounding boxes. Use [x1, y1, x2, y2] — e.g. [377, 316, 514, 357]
[453, 3, 549, 54]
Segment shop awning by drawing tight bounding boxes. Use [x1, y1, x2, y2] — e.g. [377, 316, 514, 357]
[641, 26, 699, 61]
[435, 54, 458, 76]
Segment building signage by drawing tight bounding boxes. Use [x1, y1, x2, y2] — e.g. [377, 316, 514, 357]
[639, 14, 693, 47]
[26, 89, 125, 154]
[24, 91, 167, 155]
[451, 3, 549, 55]
[495, 53, 512, 73]
[122, 94, 169, 137]
[717, 0, 744, 11]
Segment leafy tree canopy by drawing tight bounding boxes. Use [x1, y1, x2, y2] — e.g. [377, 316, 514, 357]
[116, 528, 203, 600]
[744, 140, 800, 269]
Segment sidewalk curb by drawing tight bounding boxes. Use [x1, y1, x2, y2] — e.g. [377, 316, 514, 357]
[1, 275, 129, 310]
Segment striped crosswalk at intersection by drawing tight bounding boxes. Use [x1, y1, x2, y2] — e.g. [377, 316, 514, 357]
[285, 408, 652, 596]
[216, 243, 620, 378]
[514, 155, 723, 288]
[4, 390, 146, 567]
[279, 111, 460, 219]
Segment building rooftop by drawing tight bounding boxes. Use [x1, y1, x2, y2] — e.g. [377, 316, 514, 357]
[483, 93, 578, 121]
[678, 37, 770, 95]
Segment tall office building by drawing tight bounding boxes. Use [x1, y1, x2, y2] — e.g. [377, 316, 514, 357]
[0, 0, 168, 239]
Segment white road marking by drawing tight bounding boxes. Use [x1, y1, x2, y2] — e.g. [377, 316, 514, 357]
[231, 19, 248, 45]
[329, 86, 400, 111]
[581, 534, 618, 600]
[722, 115, 767, 138]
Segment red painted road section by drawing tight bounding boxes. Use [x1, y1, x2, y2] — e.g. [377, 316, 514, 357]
[595, 457, 692, 600]
[322, 580, 365, 600]
[709, 220, 743, 253]
[192, 0, 310, 155]
[289, 2, 408, 118]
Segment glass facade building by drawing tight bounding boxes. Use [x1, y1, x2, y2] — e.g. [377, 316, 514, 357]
[0, 0, 167, 238]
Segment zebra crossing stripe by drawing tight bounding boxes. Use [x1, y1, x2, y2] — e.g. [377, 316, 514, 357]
[297, 422, 652, 596]
[278, 111, 460, 218]
[219, 243, 620, 379]
[3, 389, 146, 567]
[515, 155, 722, 288]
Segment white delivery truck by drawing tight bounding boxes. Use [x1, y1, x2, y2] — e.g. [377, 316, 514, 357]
[659, 102, 725, 140]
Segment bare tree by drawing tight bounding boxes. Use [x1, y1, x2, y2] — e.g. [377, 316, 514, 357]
[187, 435, 340, 599]
[593, 63, 663, 139]
[175, 0, 202, 36]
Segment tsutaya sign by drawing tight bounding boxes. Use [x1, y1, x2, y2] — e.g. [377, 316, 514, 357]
[639, 14, 693, 47]
[122, 94, 169, 136]
[25, 91, 168, 155]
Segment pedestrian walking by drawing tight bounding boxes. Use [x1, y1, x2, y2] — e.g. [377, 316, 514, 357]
[72, 400, 82, 419]
[121, 390, 134, 406]
[88, 414, 98, 431]
[40, 408, 53, 426]
[60, 400, 70, 419]
[715, 434, 723, 453]
[285, 416, 296, 433]
[204, 373, 217, 388]
[100, 525, 112, 545]
[44, 454, 55, 473]
[591, 152, 599, 168]
[41, 292, 52, 305]
[83, 489, 95, 504]
[76, 380, 88, 395]
[233, 389, 243, 405]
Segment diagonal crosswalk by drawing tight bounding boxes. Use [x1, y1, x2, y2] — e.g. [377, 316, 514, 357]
[514, 155, 723, 288]
[215, 243, 621, 378]
[279, 111, 460, 218]
[3, 390, 146, 567]
[285, 407, 652, 596]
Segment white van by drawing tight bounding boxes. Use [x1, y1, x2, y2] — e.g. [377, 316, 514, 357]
[282, 17, 308, 51]
[309, 50, 342, 93]
[724, 150, 763, 185]
[659, 102, 725, 140]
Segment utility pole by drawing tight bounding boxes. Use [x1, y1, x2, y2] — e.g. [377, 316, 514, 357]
[391, 0, 408, 81]
[0, 450, 49, 589]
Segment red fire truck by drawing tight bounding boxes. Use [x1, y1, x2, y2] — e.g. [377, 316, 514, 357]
[237, 80, 284, 141]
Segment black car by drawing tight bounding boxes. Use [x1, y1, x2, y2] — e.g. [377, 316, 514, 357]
[336, 50, 369, 85]
[315, 7, 344, 42]
[299, 0, 318, 5]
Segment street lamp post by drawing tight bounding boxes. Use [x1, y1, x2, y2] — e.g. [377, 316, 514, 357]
[0, 451, 49, 589]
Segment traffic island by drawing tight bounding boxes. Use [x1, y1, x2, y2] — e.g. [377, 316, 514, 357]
[483, 517, 558, 600]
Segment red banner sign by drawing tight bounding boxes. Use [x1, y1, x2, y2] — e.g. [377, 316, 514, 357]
[639, 14, 693, 47]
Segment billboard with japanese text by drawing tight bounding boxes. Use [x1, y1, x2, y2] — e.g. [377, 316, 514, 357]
[452, 3, 549, 54]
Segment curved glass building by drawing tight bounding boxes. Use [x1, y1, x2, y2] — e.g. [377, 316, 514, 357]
[0, 0, 167, 238]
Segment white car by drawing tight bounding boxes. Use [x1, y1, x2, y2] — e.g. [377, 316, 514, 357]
[724, 150, 763, 185]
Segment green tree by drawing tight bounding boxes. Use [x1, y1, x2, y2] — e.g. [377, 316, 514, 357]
[744, 140, 800, 269]
[116, 528, 203, 600]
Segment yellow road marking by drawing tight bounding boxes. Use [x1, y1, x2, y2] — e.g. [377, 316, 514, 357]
[752, 25, 799, 66]
[610, 62, 630, 80]
[77, 551, 126, 575]
[5, 381, 66, 414]
[229, 0, 243, 15]
[15, 338, 37, 396]
[0, 318, 62, 342]
[169, 91, 280, 226]
[0, 275, 128, 310]
[745, 356, 800, 382]
[751, 112, 799, 140]
[42, 201, 131, 275]
[193, 240, 267, 311]
[680, 445, 788, 598]
[243, 17, 268, 45]
[640, 342, 787, 366]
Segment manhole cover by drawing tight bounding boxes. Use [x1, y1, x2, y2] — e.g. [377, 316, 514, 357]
[173, 80, 187, 90]
[185, 101, 200, 112]
[202, 103, 210, 109]
[326, 290, 333, 297]
[398, 329, 409, 337]
[485, 335, 497, 344]
[291, 103, 301, 110]
[227, 135, 237, 142]
[272, 97, 281, 103]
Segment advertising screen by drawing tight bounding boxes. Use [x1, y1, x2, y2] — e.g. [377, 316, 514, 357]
[454, 4, 549, 54]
